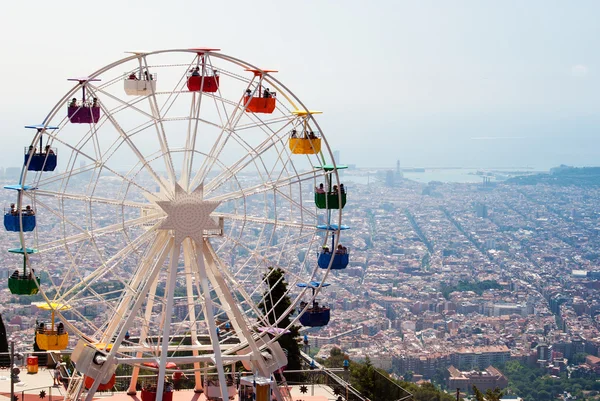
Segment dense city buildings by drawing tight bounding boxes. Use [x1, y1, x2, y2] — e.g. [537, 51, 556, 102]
[4, 167, 600, 393]
[300, 170, 600, 383]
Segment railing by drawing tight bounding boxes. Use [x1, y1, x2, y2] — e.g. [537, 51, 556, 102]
[16, 385, 64, 401]
[299, 351, 413, 401]
[298, 352, 367, 401]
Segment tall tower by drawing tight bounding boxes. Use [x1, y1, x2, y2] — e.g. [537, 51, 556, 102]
[333, 150, 340, 164]
[395, 159, 403, 179]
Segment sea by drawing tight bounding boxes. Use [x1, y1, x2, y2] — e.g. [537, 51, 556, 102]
[342, 168, 539, 185]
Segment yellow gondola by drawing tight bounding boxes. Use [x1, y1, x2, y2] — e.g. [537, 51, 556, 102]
[289, 110, 323, 155]
[289, 136, 322, 154]
[34, 302, 71, 350]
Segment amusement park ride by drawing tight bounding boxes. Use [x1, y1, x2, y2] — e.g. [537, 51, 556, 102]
[4, 48, 350, 401]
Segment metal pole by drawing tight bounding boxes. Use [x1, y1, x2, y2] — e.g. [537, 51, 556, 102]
[10, 342, 14, 401]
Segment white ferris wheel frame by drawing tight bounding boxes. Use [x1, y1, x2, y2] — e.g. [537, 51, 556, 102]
[12, 49, 346, 401]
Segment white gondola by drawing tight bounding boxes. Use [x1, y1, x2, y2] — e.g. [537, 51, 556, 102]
[124, 75, 156, 96]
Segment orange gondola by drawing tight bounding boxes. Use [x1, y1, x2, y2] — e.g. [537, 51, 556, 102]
[243, 69, 278, 114]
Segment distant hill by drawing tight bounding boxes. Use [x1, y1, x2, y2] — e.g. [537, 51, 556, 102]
[507, 166, 600, 186]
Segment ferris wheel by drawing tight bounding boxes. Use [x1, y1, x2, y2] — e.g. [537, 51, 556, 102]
[5, 49, 350, 401]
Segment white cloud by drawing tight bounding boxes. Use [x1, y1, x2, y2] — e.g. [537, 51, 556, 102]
[571, 64, 589, 77]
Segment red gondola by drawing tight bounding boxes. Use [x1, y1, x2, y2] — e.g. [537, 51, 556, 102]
[186, 48, 220, 93]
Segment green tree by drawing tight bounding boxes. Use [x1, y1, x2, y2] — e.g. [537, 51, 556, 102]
[258, 267, 301, 373]
[350, 357, 376, 400]
[320, 347, 348, 369]
[537, 389, 551, 400]
[572, 352, 587, 364]
[411, 382, 454, 401]
[473, 385, 503, 401]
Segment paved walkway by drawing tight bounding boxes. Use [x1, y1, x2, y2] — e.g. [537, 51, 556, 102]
[0, 370, 332, 401]
[0, 367, 65, 401]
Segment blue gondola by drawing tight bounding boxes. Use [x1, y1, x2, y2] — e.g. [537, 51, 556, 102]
[4, 212, 35, 232]
[24, 151, 57, 171]
[297, 281, 331, 327]
[317, 252, 350, 270]
[299, 308, 330, 327]
[24, 125, 59, 171]
[3, 185, 37, 232]
[317, 224, 351, 270]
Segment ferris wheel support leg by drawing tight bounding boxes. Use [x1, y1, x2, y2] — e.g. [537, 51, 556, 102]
[85, 236, 173, 401]
[195, 240, 230, 401]
[155, 242, 181, 401]
[202, 240, 288, 401]
[202, 240, 270, 372]
[101, 231, 168, 344]
[182, 239, 203, 392]
[127, 276, 161, 395]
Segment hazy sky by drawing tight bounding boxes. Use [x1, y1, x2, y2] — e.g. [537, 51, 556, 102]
[2, 1, 599, 170]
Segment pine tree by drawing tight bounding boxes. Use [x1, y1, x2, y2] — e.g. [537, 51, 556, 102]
[258, 267, 301, 374]
[473, 385, 503, 401]
[351, 357, 376, 400]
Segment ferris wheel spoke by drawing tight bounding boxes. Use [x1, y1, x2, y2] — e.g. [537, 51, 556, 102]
[180, 95, 199, 189]
[220, 231, 317, 285]
[143, 55, 198, 189]
[25, 195, 95, 250]
[217, 233, 311, 331]
[192, 111, 291, 192]
[190, 129, 250, 190]
[202, 71, 261, 160]
[34, 189, 154, 210]
[58, 228, 161, 305]
[83, 90, 170, 174]
[143, 83, 178, 187]
[35, 206, 161, 253]
[34, 134, 159, 200]
[234, 115, 295, 131]
[204, 170, 316, 206]
[89, 91, 171, 195]
[191, 88, 249, 190]
[89, 84, 156, 121]
[200, 129, 292, 196]
[217, 213, 313, 231]
[224, 228, 320, 280]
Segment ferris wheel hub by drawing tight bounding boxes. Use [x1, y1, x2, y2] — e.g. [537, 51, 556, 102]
[156, 183, 220, 245]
